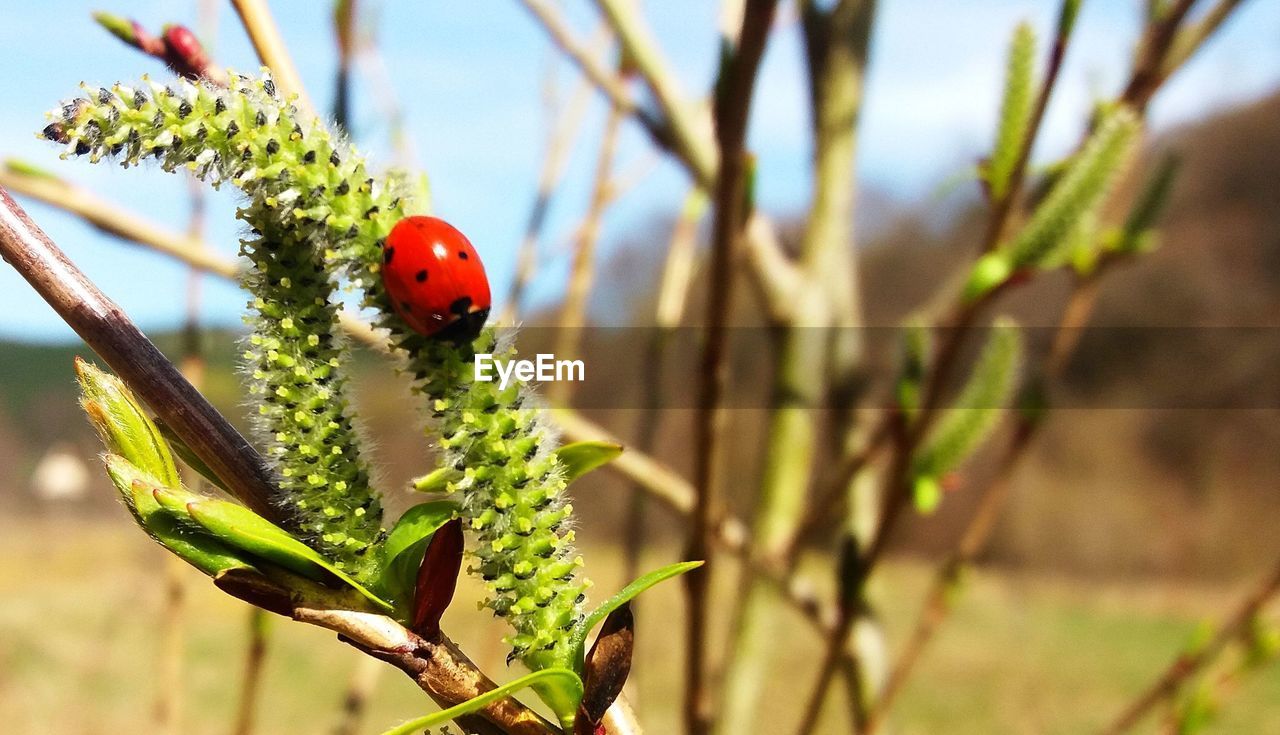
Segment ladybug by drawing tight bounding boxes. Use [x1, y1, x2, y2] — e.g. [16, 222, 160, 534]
[381, 216, 491, 341]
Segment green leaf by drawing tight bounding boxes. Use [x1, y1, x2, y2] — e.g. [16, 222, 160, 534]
[378, 668, 584, 735]
[378, 500, 457, 607]
[568, 561, 703, 669]
[103, 456, 255, 576]
[77, 358, 180, 490]
[555, 440, 623, 484]
[153, 418, 229, 492]
[157, 489, 392, 612]
[914, 318, 1023, 483]
[988, 22, 1037, 202]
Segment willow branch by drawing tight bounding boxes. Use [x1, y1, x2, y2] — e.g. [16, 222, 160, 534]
[0, 186, 554, 735]
[549, 97, 626, 404]
[686, 3, 780, 732]
[592, 0, 717, 187]
[1102, 557, 1280, 735]
[229, 0, 315, 115]
[502, 55, 597, 325]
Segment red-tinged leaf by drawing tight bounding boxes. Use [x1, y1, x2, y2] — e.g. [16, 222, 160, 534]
[575, 602, 635, 732]
[412, 517, 463, 637]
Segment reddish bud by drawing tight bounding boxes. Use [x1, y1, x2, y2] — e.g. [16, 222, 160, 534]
[411, 517, 463, 638]
[575, 603, 635, 733]
[162, 25, 212, 80]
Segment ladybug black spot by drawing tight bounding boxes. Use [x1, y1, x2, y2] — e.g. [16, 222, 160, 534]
[383, 247, 395, 264]
[415, 270, 428, 283]
[457, 251, 469, 260]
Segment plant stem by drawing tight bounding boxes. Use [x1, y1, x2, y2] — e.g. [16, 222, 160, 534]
[0, 187, 554, 735]
[717, 4, 876, 733]
[232, 608, 271, 735]
[1102, 557, 1280, 734]
[503, 54, 597, 325]
[230, 0, 315, 115]
[0, 186, 281, 519]
[686, 4, 779, 733]
[593, 0, 717, 187]
[624, 188, 706, 583]
[549, 95, 626, 404]
[981, 0, 1077, 252]
[333, 657, 384, 735]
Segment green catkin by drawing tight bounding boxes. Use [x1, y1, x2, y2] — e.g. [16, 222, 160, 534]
[913, 318, 1023, 481]
[988, 22, 1037, 202]
[1005, 106, 1141, 268]
[45, 71, 589, 667]
[45, 73, 396, 579]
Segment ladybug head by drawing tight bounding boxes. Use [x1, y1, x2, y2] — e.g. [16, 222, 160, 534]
[433, 296, 490, 344]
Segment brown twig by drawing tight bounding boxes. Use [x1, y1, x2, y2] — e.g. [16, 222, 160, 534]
[503, 53, 598, 325]
[229, 0, 315, 115]
[0, 186, 280, 518]
[981, 0, 1078, 252]
[232, 608, 271, 735]
[1102, 558, 1280, 735]
[685, 4, 780, 733]
[549, 93, 626, 404]
[333, 0, 357, 131]
[333, 657, 385, 735]
[623, 188, 706, 583]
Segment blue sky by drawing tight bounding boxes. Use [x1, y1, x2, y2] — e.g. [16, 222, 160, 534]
[1, 1, 1277, 342]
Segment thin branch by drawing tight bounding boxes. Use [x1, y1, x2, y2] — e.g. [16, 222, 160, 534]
[232, 608, 271, 735]
[1102, 557, 1280, 734]
[548, 96, 626, 404]
[592, 0, 718, 187]
[502, 54, 597, 325]
[229, 0, 316, 116]
[981, 0, 1078, 252]
[1122, 0, 1197, 112]
[333, 0, 357, 131]
[333, 657, 385, 735]
[624, 188, 707, 583]
[0, 187, 554, 735]
[517, 0, 673, 157]
[686, 4, 780, 733]
[0, 185, 280, 518]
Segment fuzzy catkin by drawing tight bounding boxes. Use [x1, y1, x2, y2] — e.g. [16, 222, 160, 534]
[417, 333, 588, 670]
[45, 73, 392, 579]
[46, 71, 590, 666]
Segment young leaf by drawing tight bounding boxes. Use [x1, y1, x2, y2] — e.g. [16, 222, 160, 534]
[412, 518, 463, 637]
[103, 456, 255, 576]
[1005, 107, 1141, 268]
[165, 491, 393, 612]
[988, 22, 1038, 202]
[913, 319, 1023, 496]
[77, 358, 180, 490]
[555, 441, 624, 484]
[568, 561, 703, 669]
[380, 500, 457, 607]
[378, 668, 585, 735]
[153, 417, 229, 492]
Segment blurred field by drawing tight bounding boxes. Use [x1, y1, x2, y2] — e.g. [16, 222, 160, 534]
[1, 516, 1276, 734]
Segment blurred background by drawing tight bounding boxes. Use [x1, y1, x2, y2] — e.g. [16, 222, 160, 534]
[1, 1, 1279, 733]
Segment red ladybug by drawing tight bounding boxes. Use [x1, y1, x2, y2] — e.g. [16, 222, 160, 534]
[381, 216, 491, 341]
